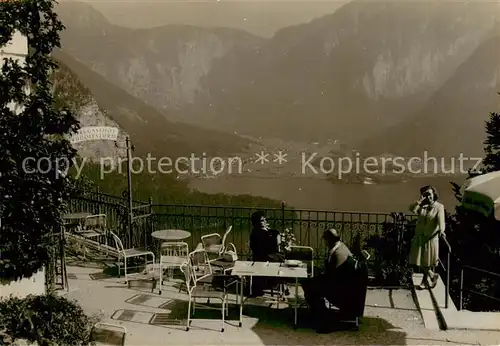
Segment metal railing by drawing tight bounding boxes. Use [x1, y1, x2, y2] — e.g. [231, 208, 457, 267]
[459, 265, 500, 311]
[66, 192, 500, 312]
[150, 202, 403, 261]
[66, 194, 409, 263]
[437, 234, 452, 308]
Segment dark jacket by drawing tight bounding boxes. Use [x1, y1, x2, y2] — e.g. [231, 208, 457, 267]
[323, 241, 368, 316]
[323, 241, 356, 285]
[249, 227, 284, 262]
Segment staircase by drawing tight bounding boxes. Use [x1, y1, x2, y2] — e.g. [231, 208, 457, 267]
[412, 273, 500, 331]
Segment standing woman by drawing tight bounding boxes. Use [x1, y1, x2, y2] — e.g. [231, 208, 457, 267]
[409, 185, 446, 289]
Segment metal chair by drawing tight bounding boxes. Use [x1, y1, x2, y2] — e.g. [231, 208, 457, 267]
[81, 214, 108, 255]
[90, 322, 126, 345]
[180, 261, 227, 332]
[285, 246, 314, 307]
[188, 248, 239, 312]
[210, 242, 238, 274]
[287, 246, 314, 277]
[82, 214, 107, 237]
[158, 242, 189, 295]
[110, 231, 155, 283]
[327, 250, 371, 329]
[201, 225, 232, 260]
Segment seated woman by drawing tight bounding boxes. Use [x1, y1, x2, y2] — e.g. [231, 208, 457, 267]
[248, 211, 286, 296]
[249, 211, 285, 263]
[301, 228, 367, 333]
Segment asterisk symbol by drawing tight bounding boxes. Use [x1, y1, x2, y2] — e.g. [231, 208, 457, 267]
[273, 151, 288, 164]
[255, 151, 269, 164]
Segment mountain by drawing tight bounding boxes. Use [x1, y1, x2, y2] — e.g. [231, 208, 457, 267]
[53, 50, 252, 159]
[56, 1, 499, 144]
[187, 0, 500, 142]
[55, 1, 265, 111]
[356, 35, 500, 159]
[53, 53, 128, 161]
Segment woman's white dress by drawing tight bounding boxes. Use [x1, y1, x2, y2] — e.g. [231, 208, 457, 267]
[409, 201, 445, 268]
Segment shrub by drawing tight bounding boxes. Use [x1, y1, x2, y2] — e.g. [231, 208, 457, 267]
[445, 206, 500, 311]
[0, 294, 94, 345]
[365, 212, 414, 286]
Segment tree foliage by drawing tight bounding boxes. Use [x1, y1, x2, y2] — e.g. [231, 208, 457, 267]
[0, 0, 80, 281]
[445, 108, 500, 311]
[365, 212, 414, 286]
[482, 112, 500, 173]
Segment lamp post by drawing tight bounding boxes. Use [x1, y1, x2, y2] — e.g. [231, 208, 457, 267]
[115, 136, 135, 240]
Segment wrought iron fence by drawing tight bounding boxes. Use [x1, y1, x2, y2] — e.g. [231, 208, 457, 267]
[459, 265, 500, 311]
[67, 192, 152, 249]
[151, 203, 406, 261]
[66, 193, 418, 265]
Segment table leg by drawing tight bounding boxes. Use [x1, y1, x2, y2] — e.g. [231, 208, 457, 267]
[239, 277, 243, 327]
[294, 277, 298, 328]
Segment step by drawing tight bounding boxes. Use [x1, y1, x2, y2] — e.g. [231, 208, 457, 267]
[412, 273, 440, 330]
[427, 274, 500, 331]
[440, 310, 500, 331]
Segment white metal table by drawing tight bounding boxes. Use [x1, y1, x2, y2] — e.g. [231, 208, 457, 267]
[151, 229, 191, 258]
[151, 229, 191, 241]
[231, 261, 308, 328]
[62, 212, 92, 221]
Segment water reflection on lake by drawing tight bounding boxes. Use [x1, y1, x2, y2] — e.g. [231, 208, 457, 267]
[189, 175, 465, 213]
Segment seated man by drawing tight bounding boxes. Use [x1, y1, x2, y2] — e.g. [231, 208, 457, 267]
[301, 228, 367, 333]
[248, 211, 286, 296]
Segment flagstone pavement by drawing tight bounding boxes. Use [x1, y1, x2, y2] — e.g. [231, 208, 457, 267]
[62, 265, 500, 345]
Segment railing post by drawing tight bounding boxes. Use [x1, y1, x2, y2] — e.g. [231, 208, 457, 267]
[446, 251, 450, 308]
[126, 137, 134, 247]
[281, 201, 285, 231]
[148, 196, 153, 249]
[96, 186, 101, 214]
[459, 267, 464, 310]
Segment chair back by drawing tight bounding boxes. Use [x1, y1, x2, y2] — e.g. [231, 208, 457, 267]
[188, 248, 212, 281]
[220, 225, 232, 249]
[161, 242, 189, 261]
[287, 246, 314, 277]
[90, 322, 126, 345]
[110, 231, 126, 255]
[180, 261, 196, 293]
[201, 233, 222, 249]
[84, 214, 107, 230]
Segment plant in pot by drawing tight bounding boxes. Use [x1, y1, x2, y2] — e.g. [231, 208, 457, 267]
[279, 228, 298, 254]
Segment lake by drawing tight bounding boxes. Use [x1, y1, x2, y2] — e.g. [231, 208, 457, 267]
[189, 175, 465, 213]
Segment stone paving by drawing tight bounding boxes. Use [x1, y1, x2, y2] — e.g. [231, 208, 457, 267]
[62, 265, 500, 345]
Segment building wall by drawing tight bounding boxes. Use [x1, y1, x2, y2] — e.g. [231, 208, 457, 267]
[0, 30, 28, 114]
[0, 268, 46, 299]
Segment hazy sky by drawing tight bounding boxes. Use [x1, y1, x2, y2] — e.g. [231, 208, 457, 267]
[64, 0, 352, 37]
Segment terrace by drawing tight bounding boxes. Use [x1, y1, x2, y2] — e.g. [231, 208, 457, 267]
[50, 191, 500, 344]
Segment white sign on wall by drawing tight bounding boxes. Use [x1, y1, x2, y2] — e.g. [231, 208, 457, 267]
[70, 126, 119, 144]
